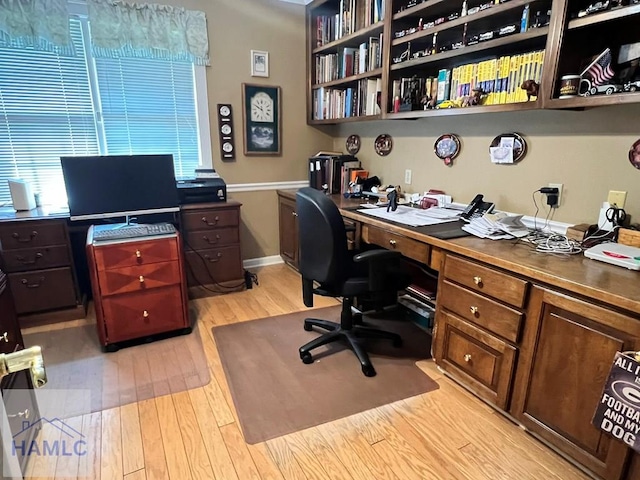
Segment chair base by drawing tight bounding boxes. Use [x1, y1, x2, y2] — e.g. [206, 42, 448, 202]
[299, 317, 402, 377]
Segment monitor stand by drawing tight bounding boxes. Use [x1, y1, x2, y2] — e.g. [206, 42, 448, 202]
[93, 216, 142, 234]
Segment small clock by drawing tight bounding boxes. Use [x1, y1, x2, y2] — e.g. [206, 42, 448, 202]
[250, 92, 274, 123]
[217, 103, 236, 161]
[346, 134, 361, 155]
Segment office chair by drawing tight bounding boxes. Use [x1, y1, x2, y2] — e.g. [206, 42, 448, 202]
[296, 187, 411, 377]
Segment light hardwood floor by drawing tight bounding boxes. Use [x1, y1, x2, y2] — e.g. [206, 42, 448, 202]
[21, 263, 592, 480]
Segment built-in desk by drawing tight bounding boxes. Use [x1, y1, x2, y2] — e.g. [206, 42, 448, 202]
[277, 189, 640, 480]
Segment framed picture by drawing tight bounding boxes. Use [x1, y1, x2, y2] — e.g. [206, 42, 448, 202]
[242, 83, 281, 156]
[251, 50, 269, 77]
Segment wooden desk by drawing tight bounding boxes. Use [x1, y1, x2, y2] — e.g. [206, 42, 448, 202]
[277, 189, 640, 480]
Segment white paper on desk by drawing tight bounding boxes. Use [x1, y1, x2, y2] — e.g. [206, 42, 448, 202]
[462, 212, 530, 239]
[357, 205, 459, 227]
[414, 207, 461, 219]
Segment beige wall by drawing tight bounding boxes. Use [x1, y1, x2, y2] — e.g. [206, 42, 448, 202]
[335, 104, 640, 226]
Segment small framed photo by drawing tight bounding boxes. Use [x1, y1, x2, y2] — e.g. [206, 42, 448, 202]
[251, 50, 269, 77]
[242, 83, 281, 156]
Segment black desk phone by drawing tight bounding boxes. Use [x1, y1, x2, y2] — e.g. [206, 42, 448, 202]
[460, 194, 495, 221]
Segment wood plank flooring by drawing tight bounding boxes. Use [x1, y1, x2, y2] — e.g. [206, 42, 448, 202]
[21, 263, 592, 480]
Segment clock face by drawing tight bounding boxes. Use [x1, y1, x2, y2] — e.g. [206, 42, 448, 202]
[222, 142, 233, 153]
[250, 92, 274, 123]
[221, 124, 232, 135]
[219, 105, 230, 117]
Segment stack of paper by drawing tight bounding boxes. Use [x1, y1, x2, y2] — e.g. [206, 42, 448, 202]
[462, 212, 530, 240]
[357, 205, 460, 227]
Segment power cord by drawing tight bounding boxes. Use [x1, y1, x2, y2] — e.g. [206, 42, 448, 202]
[530, 188, 556, 233]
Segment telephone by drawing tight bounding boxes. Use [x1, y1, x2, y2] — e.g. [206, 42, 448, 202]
[460, 194, 495, 221]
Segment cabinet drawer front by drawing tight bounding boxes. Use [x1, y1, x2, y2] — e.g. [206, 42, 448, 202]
[101, 286, 187, 343]
[364, 225, 430, 264]
[8, 268, 77, 314]
[2, 245, 70, 272]
[439, 280, 523, 342]
[0, 221, 67, 250]
[185, 246, 243, 285]
[98, 261, 181, 296]
[436, 311, 516, 409]
[184, 228, 239, 250]
[444, 255, 528, 308]
[95, 237, 179, 270]
[181, 208, 239, 231]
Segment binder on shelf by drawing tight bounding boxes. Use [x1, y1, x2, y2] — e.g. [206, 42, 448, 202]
[308, 154, 359, 193]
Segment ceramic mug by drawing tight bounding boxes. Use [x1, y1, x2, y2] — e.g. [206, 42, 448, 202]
[559, 75, 581, 98]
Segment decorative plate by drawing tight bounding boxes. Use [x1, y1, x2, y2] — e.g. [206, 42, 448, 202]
[434, 134, 461, 165]
[374, 134, 393, 156]
[490, 133, 527, 163]
[629, 139, 640, 170]
[346, 134, 361, 155]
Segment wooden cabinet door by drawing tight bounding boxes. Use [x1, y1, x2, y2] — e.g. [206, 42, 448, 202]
[278, 195, 298, 269]
[512, 287, 639, 480]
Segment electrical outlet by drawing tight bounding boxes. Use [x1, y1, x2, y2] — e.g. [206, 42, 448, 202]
[404, 169, 412, 185]
[607, 190, 627, 208]
[548, 183, 563, 207]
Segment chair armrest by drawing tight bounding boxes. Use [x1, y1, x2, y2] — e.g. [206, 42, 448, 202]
[353, 249, 402, 263]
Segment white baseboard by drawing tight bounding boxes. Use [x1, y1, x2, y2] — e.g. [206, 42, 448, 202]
[243, 255, 284, 269]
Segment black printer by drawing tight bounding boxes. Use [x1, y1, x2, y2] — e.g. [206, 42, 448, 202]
[176, 177, 227, 204]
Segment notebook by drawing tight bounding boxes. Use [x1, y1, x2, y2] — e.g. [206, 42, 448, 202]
[583, 243, 640, 270]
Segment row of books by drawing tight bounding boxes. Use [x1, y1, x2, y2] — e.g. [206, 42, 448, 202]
[315, 35, 382, 84]
[313, 78, 382, 120]
[308, 155, 363, 195]
[315, 0, 385, 47]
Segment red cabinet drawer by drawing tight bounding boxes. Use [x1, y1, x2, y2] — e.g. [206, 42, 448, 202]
[94, 237, 179, 271]
[97, 261, 181, 296]
[101, 286, 187, 343]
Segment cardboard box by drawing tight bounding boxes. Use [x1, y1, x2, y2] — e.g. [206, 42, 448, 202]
[566, 223, 592, 242]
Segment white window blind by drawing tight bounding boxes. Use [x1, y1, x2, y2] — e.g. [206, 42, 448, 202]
[0, 17, 202, 207]
[0, 19, 98, 206]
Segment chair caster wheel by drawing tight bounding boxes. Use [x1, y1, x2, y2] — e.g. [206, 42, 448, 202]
[303, 323, 313, 332]
[362, 365, 376, 377]
[301, 352, 314, 364]
[393, 338, 403, 348]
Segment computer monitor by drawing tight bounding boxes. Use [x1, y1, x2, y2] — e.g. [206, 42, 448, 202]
[60, 154, 180, 222]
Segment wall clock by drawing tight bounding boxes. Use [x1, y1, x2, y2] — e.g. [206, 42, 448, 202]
[216, 103, 236, 161]
[434, 134, 460, 166]
[374, 134, 393, 156]
[346, 134, 361, 155]
[242, 84, 281, 156]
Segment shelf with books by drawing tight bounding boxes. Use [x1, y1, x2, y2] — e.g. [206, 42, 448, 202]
[312, 69, 383, 89]
[313, 21, 385, 54]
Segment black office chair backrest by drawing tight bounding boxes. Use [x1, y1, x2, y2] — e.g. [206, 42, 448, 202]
[296, 187, 350, 285]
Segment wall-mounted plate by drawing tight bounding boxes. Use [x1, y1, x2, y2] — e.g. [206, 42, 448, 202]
[374, 134, 393, 156]
[489, 133, 527, 164]
[346, 134, 361, 155]
[629, 139, 640, 169]
[434, 134, 460, 166]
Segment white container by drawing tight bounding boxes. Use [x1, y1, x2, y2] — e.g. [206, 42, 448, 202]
[7, 179, 36, 211]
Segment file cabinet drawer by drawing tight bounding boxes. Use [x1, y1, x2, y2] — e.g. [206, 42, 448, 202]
[444, 255, 528, 308]
[439, 280, 523, 343]
[181, 208, 239, 231]
[363, 224, 430, 264]
[98, 261, 181, 296]
[185, 246, 243, 285]
[0, 221, 67, 250]
[8, 267, 77, 314]
[183, 228, 239, 250]
[94, 237, 179, 271]
[435, 311, 516, 410]
[2, 245, 70, 273]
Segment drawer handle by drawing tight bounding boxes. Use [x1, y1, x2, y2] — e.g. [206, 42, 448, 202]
[1, 332, 8, 342]
[203, 234, 221, 244]
[202, 215, 220, 226]
[136, 250, 141, 258]
[292, 212, 298, 217]
[470, 306, 479, 316]
[16, 252, 43, 265]
[464, 354, 472, 363]
[8, 409, 30, 419]
[139, 275, 145, 283]
[12, 231, 38, 243]
[473, 276, 483, 286]
[204, 252, 223, 263]
[389, 239, 397, 247]
[21, 277, 44, 288]
[143, 310, 149, 318]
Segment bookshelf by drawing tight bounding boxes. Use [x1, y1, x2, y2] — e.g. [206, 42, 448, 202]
[306, 0, 640, 123]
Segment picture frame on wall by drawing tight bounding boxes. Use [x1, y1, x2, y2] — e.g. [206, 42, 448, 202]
[251, 50, 269, 77]
[242, 83, 281, 156]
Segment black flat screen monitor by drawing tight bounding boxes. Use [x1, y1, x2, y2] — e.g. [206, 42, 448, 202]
[60, 154, 180, 221]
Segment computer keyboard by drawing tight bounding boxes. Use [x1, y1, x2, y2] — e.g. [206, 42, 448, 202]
[93, 223, 176, 241]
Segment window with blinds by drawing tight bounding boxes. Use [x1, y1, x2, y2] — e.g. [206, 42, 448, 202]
[0, 17, 201, 207]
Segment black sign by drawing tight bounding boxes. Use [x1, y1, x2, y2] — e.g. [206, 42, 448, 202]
[592, 352, 640, 452]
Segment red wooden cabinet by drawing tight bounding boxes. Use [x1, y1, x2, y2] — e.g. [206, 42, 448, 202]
[86, 228, 190, 349]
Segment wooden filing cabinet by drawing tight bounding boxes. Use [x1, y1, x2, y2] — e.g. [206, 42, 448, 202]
[433, 254, 529, 410]
[86, 229, 190, 349]
[0, 219, 79, 317]
[180, 201, 245, 294]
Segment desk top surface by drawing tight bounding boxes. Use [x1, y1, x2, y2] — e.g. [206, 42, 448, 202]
[278, 189, 640, 316]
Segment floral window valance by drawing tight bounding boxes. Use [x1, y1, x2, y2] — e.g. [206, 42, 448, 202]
[87, 0, 210, 66]
[0, 0, 73, 54]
